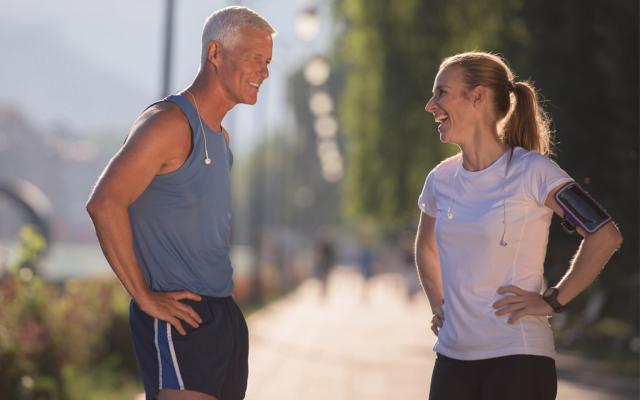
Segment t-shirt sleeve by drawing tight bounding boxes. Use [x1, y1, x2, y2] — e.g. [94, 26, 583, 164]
[418, 169, 438, 217]
[525, 153, 574, 206]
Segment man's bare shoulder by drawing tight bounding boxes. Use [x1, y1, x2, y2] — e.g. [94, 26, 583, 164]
[114, 101, 192, 176]
[127, 101, 190, 146]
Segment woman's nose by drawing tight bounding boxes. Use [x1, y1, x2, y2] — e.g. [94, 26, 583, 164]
[425, 96, 436, 113]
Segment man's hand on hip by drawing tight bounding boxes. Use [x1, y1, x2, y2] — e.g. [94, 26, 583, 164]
[137, 291, 203, 335]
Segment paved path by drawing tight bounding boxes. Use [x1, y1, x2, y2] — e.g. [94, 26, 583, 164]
[246, 267, 638, 400]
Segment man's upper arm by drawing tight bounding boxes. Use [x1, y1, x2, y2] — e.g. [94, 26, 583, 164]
[90, 103, 189, 208]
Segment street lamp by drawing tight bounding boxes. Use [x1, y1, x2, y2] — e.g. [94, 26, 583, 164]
[294, 7, 320, 41]
[304, 57, 331, 86]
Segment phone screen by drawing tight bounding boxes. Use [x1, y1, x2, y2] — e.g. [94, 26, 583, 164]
[557, 184, 610, 231]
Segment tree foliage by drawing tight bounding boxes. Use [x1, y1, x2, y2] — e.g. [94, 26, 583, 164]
[334, 0, 638, 360]
[515, 0, 639, 327]
[336, 0, 526, 230]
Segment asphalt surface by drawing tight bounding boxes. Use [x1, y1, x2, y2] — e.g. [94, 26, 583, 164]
[245, 267, 638, 399]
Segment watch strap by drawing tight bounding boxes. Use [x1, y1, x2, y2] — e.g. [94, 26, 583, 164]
[543, 287, 566, 313]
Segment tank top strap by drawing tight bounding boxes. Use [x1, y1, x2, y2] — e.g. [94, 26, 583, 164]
[164, 94, 204, 147]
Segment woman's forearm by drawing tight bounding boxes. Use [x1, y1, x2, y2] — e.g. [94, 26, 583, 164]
[555, 222, 623, 306]
[415, 213, 444, 310]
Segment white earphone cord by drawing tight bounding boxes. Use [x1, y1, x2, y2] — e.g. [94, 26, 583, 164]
[184, 90, 212, 165]
[500, 147, 515, 247]
[445, 147, 513, 247]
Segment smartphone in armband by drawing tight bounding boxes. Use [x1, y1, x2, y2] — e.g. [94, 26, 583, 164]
[554, 182, 612, 234]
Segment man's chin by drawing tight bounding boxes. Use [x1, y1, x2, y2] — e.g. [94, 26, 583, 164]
[240, 96, 258, 105]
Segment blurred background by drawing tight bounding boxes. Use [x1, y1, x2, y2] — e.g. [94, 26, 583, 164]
[0, 0, 637, 399]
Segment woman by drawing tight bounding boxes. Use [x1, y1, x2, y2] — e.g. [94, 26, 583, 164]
[415, 52, 622, 400]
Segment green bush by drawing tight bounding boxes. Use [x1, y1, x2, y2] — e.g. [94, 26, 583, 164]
[0, 271, 141, 399]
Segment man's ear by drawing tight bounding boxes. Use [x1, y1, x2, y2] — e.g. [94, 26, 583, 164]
[206, 40, 224, 67]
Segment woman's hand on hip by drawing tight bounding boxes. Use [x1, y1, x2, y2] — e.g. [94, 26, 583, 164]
[430, 300, 445, 336]
[493, 285, 552, 324]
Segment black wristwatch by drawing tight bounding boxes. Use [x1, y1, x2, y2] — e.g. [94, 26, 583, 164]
[542, 287, 566, 313]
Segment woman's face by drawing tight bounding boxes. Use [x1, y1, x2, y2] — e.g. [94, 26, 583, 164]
[425, 66, 475, 144]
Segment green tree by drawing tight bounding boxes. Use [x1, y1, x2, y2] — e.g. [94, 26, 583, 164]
[516, 0, 639, 349]
[334, 0, 638, 365]
[336, 0, 525, 230]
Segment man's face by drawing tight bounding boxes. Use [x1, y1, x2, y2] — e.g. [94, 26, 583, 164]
[218, 26, 273, 106]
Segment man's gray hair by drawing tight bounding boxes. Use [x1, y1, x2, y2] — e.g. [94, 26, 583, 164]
[201, 6, 275, 65]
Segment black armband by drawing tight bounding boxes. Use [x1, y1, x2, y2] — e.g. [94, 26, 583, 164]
[555, 182, 611, 234]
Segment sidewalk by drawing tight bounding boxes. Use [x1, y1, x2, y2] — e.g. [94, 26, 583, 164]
[246, 267, 638, 400]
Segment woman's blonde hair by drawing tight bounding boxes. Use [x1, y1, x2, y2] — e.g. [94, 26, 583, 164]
[440, 51, 552, 155]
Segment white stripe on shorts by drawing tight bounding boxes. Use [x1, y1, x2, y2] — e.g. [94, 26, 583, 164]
[166, 323, 185, 389]
[154, 319, 162, 388]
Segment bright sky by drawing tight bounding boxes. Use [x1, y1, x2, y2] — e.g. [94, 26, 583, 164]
[0, 0, 333, 151]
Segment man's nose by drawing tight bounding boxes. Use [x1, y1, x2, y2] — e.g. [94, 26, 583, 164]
[261, 65, 270, 80]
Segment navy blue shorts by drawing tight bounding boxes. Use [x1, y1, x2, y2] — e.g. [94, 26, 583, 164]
[129, 296, 249, 400]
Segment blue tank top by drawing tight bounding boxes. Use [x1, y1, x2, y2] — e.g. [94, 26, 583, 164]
[128, 94, 234, 297]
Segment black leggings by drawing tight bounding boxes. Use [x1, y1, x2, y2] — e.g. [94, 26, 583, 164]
[429, 353, 557, 400]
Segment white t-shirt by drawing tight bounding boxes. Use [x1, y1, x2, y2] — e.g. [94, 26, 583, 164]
[418, 147, 572, 360]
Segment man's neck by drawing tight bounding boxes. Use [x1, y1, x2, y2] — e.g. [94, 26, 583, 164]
[184, 72, 236, 132]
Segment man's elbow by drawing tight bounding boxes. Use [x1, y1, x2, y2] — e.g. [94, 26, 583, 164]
[86, 193, 116, 220]
[85, 195, 103, 219]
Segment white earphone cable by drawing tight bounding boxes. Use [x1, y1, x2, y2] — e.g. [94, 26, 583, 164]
[184, 90, 212, 165]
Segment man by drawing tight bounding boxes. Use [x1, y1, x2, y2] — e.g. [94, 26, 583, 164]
[86, 7, 275, 400]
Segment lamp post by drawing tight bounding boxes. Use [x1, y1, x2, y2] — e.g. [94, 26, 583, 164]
[304, 56, 343, 183]
[160, 0, 175, 98]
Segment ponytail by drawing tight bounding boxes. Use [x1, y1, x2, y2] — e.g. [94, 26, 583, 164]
[439, 52, 554, 155]
[503, 81, 553, 155]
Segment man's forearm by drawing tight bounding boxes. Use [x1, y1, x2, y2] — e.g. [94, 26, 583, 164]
[87, 201, 150, 301]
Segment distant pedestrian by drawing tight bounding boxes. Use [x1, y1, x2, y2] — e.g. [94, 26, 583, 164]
[415, 51, 622, 400]
[315, 239, 335, 297]
[87, 7, 275, 400]
[358, 245, 374, 281]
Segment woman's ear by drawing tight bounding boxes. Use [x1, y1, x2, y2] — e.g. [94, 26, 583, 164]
[471, 86, 486, 108]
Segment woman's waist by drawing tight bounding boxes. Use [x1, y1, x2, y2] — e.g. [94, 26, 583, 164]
[437, 309, 553, 350]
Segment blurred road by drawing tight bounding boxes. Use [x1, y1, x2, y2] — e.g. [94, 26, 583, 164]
[246, 267, 638, 400]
